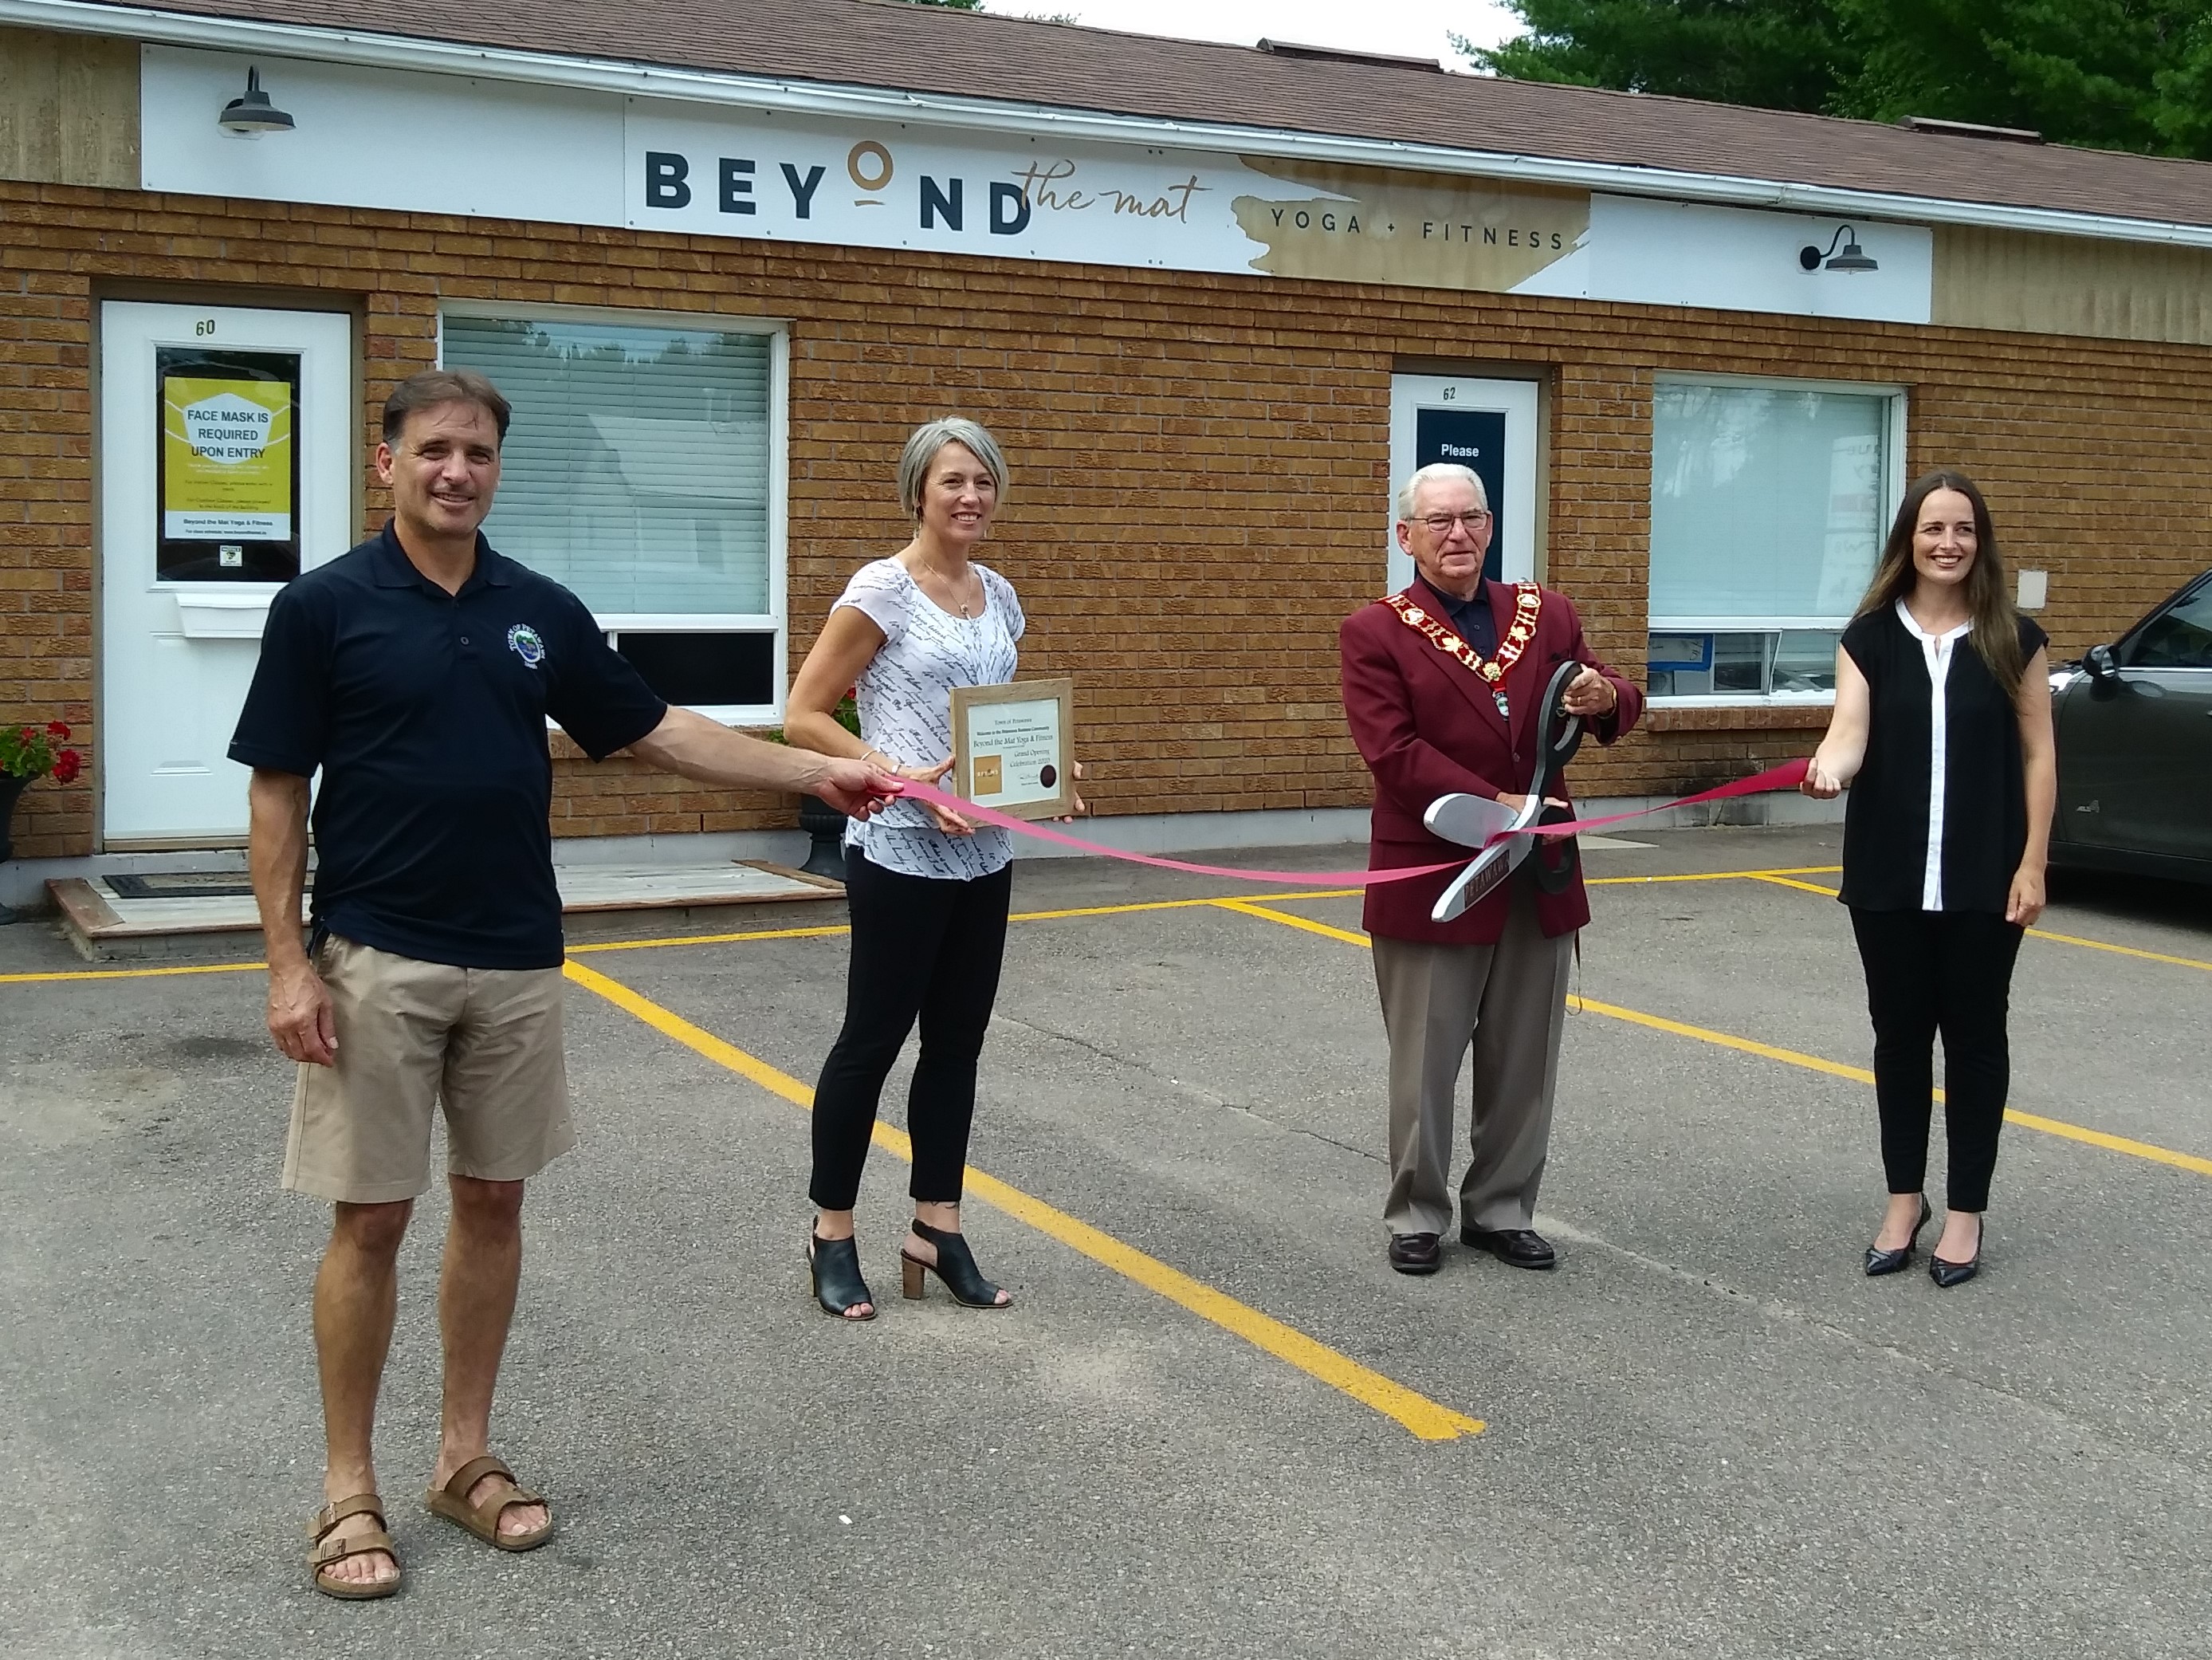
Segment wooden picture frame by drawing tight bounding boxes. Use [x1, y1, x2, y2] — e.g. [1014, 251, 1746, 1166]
[949, 678, 1076, 821]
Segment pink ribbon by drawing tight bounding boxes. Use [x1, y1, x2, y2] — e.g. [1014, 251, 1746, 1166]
[886, 757, 1811, 889]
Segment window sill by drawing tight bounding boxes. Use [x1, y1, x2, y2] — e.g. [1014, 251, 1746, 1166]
[1644, 702, 1835, 733]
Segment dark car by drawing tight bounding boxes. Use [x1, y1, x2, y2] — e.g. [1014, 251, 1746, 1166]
[2050, 568, 2212, 884]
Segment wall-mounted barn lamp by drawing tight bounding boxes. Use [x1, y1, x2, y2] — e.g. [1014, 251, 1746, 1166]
[218, 67, 295, 136]
[1799, 226, 1877, 273]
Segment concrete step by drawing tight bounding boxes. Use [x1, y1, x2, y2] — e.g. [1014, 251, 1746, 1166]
[47, 861, 843, 961]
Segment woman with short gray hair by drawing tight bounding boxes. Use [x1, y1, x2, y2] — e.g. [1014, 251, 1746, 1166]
[784, 416, 1026, 1320]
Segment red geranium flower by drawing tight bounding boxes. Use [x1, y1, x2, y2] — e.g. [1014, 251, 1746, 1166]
[46, 721, 69, 740]
[52, 749, 81, 785]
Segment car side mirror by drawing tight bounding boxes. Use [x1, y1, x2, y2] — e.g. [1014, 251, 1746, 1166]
[2084, 643, 2119, 682]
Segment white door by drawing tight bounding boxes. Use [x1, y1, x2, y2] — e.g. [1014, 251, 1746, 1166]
[100, 301, 352, 846]
[1387, 375, 1541, 595]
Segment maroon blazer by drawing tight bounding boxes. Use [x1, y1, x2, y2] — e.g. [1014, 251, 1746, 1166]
[1340, 576, 1643, 945]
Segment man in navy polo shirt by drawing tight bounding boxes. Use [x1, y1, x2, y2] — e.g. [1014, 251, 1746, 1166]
[232, 368, 896, 1599]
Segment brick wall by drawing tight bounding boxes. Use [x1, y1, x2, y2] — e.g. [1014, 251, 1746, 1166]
[5, 179, 2209, 859]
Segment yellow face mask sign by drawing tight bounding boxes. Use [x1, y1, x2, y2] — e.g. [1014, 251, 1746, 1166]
[160, 375, 295, 541]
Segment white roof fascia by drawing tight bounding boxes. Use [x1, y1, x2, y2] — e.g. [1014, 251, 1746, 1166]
[13, 0, 2212, 252]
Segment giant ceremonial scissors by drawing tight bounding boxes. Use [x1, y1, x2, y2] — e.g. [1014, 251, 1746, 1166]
[1421, 657, 1589, 923]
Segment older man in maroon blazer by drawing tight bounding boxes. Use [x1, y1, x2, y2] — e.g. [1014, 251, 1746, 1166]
[1341, 463, 1642, 1275]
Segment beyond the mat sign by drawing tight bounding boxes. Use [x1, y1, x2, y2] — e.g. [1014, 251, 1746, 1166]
[136, 49, 1935, 321]
[620, 109, 1594, 292]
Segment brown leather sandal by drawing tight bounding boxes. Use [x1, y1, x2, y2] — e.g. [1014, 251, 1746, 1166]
[308, 1493, 402, 1600]
[424, 1455, 554, 1552]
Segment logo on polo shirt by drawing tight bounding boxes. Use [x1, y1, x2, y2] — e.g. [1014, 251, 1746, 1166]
[506, 623, 546, 668]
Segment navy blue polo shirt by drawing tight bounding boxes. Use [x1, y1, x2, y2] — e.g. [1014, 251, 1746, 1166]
[229, 524, 667, 970]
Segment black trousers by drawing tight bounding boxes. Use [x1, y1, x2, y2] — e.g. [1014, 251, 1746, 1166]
[809, 850, 1013, 1211]
[1848, 907, 2025, 1212]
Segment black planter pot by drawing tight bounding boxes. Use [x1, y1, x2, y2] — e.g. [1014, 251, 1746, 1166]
[0, 772, 26, 921]
[796, 793, 849, 883]
[0, 772, 27, 866]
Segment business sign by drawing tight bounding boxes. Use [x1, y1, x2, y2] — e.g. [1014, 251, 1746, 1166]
[622, 105, 1589, 294]
[155, 347, 302, 582]
[139, 48, 1935, 325]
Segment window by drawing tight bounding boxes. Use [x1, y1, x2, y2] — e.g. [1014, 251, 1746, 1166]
[2125, 581, 2212, 670]
[1648, 377, 1904, 702]
[442, 310, 786, 719]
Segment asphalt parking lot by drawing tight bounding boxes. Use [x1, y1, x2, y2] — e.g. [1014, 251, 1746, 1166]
[4, 823, 2210, 1660]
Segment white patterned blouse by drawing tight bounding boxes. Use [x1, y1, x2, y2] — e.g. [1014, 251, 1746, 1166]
[834, 557, 1024, 881]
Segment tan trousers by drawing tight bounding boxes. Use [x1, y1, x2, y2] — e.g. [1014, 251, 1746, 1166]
[1373, 877, 1574, 1237]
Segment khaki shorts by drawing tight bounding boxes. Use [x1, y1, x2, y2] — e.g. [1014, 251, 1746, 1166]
[281, 934, 575, 1204]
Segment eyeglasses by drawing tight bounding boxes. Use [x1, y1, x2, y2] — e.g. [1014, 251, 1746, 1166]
[1413, 510, 1491, 535]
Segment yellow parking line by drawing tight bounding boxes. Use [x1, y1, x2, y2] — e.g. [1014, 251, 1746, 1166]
[1744, 874, 2212, 973]
[1009, 889, 1361, 921]
[0, 958, 266, 985]
[1743, 874, 1845, 899]
[2025, 926, 2212, 973]
[0, 871, 1850, 985]
[568, 922, 853, 954]
[570, 889, 1377, 954]
[1586, 865, 1844, 886]
[1212, 898, 1371, 947]
[2001, 1109, 2212, 1178]
[1565, 993, 1877, 1084]
[1216, 898, 2212, 1182]
[0, 890, 1373, 982]
[560, 956, 1483, 1442]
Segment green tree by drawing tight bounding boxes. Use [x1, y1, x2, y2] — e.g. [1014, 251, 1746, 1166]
[1471, 0, 1856, 112]
[1467, 0, 2212, 158]
[2151, 18, 2212, 151]
[1838, 0, 2208, 149]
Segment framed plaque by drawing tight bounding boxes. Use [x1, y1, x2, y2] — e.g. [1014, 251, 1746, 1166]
[949, 678, 1075, 821]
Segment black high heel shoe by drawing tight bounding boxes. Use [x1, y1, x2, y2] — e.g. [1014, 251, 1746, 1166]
[1930, 1218, 1982, 1288]
[901, 1220, 1011, 1308]
[1864, 1194, 1932, 1276]
[807, 1230, 877, 1320]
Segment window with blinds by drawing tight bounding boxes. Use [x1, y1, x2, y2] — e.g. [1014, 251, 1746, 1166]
[442, 315, 777, 620]
[442, 313, 785, 714]
[1647, 378, 1902, 702]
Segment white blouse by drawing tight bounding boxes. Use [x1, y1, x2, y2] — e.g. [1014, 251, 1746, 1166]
[833, 557, 1024, 881]
[1893, 598, 1972, 911]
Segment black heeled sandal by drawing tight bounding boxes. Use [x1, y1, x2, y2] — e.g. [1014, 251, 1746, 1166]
[901, 1220, 1011, 1308]
[1864, 1194, 1932, 1277]
[807, 1230, 877, 1320]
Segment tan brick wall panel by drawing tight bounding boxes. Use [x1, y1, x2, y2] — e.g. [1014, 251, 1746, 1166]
[3, 179, 2208, 858]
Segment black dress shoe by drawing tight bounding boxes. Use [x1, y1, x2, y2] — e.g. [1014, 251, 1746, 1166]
[1930, 1221, 1982, 1288]
[1460, 1225, 1556, 1269]
[1389, 1232, 1441, 1275]
[1864, 1194, 1933, 1276]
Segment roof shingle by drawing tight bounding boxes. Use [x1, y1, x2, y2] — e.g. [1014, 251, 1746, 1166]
[94, 0, 2212, 231]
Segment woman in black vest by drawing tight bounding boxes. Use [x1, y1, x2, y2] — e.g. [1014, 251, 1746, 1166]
[1803, 470, 2055, 1287]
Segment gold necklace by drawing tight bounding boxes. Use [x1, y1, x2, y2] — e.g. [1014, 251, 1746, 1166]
[916, 553, 976, 618]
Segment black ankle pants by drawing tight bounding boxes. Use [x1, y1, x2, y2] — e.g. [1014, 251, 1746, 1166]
[1848, 906, 2025, 1213]
[809, 850, 1013, 1211]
